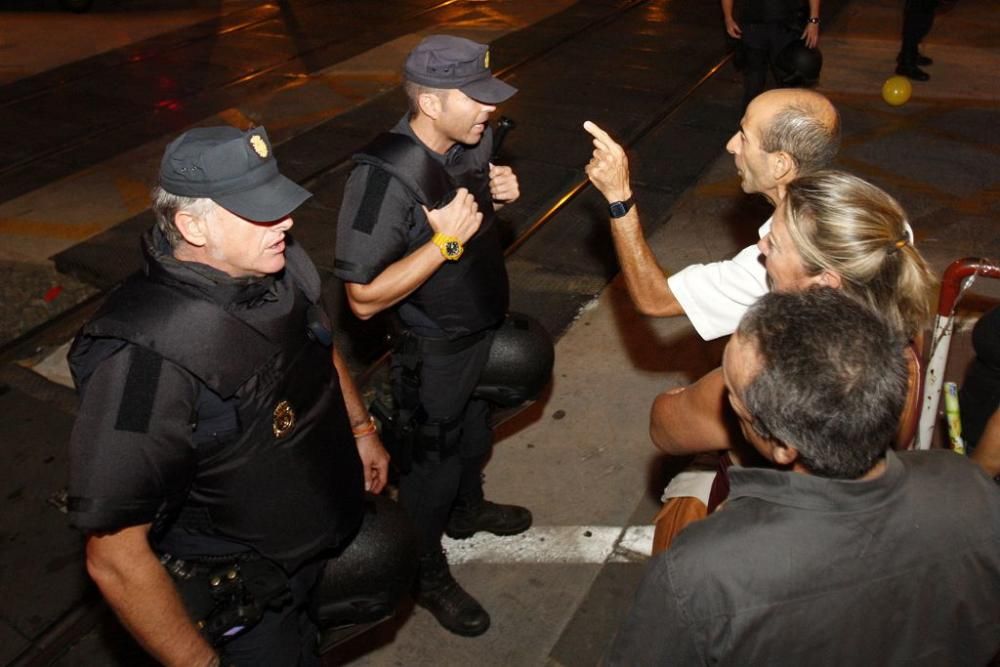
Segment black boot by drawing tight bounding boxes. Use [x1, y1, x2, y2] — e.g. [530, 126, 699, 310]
[897, 51, 933, 66]
[895, 62, 930, 81]
[415, 549, 490, 637]
[446, 499, 533, 539]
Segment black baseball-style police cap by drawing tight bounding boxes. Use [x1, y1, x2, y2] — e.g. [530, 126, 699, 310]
[159, 126, 312, 222]
[404, 35, 517, 104]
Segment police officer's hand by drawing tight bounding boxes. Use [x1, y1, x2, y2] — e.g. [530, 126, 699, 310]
[801, 22, 819, 49]
[355, 433, 389, 494]
[423, 187, 482, 244]
[489, 163, 520, 206]
[583, 121, 632, 205]
[724, 16, 742, 39]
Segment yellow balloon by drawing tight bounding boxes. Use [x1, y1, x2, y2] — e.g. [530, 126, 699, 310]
[882, 75, 912, 106]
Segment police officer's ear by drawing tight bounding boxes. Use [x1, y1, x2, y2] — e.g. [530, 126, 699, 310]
[417, 90, 445, 120]
[174, 209, 210, 248]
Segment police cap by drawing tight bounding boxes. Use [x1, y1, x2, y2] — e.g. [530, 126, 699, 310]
[159, 126, 311, 222]
[404, 35, 517, 104]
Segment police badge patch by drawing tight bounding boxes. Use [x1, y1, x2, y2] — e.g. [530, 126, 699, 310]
[250, 134, 269, 159]
[272, 400, 295, 438]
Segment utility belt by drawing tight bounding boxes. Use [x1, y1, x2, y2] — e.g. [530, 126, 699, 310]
[160, 551, 292, 646]
[373, 328, 492, 474]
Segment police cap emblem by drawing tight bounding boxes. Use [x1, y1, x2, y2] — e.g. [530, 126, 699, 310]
[250, 134, 269, 159]
[272, 400, 295, 438]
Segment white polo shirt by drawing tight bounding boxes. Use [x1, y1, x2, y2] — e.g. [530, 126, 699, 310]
[666, 219, 771, 341]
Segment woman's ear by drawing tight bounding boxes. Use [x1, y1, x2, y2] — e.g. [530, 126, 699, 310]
[817, 270, 843, 289]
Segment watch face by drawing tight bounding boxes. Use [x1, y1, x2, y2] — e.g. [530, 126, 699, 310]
[609, 202, 627, 218]
[445, 241, 461, 258]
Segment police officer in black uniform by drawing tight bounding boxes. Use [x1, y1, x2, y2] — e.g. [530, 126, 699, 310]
[68, 126, 389, 667]
[722, 0, 822, 109]
[335, 35, 530, 637]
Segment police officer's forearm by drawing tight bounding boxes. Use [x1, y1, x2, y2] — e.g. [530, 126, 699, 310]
[721, 0, 735, 21]
[649, 368, 740, 455]
[86, 525, 218, 667]
[344, 244, 446, 319]
[609, 208, 685, 318]
[332, 347, 370, 429]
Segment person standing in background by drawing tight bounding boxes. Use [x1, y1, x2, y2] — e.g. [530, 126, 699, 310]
[722, 0, 821, 110]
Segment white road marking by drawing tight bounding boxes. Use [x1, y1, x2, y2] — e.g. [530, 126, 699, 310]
[442, 526, 653, 564]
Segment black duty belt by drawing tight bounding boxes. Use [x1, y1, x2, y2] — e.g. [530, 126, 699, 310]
[398, 328, 489, 356]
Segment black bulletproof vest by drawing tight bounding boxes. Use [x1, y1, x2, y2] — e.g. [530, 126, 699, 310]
[70, 271, 364, 570]
[354, 132, 509, 338]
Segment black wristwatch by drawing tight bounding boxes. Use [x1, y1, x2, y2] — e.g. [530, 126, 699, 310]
[608, 196, 635, 219]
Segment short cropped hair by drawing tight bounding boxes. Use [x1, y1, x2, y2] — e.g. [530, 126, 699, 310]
[150, 186, 216, 249]
[736, 288, 908, 479]
[760, 101, 840, 175]
[403, 80, 446, 118]
[782, 170, 936, 340]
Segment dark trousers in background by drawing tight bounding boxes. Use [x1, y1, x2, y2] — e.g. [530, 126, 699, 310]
[899, 0, 939, 63]
[739, 22, 800, 110]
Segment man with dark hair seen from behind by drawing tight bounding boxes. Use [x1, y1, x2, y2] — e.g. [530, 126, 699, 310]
[68, 126, 389, 666]
[334, 35, 527, 637]
[607, 289, 1000, 664]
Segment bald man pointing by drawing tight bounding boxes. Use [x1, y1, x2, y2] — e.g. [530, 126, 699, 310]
[585, 88, 840, 339]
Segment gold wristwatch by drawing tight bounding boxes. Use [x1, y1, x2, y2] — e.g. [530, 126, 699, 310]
[431, 232, 464, 261]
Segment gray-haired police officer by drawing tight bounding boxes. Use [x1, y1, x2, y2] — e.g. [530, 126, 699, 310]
[335, 35, 530, 637]
[69, 126, 389, 667]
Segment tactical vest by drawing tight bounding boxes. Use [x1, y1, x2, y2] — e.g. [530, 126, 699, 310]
[69, 249, 364, 570]
[353, 131, 509, 338]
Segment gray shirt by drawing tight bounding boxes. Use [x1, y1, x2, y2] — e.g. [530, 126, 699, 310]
[607, 450, 1000, 665]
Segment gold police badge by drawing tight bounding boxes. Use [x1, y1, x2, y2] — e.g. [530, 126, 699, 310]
[272, 400, 295, 438]
[484, 50, 490, 69]
[250, 134, 269, 159]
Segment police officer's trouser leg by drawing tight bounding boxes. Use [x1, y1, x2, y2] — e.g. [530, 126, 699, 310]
[739, 24, 770, 110]
[220, 561, 323, 667]
[393, 338, 493, 636]
[900, 0, 938, 60]
[446, 415, 533, 540]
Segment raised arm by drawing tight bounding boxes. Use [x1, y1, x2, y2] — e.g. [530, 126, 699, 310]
[583, 121, 685, 318]
[344, 188, 482, 319]
[86, 524, 218, 667]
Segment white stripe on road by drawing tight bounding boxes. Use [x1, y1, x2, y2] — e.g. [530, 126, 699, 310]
[442, 526, 654, 564]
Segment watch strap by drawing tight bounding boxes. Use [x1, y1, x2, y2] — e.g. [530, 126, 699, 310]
[608, 196, 635, 219]
[431, 232, 463, 260]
